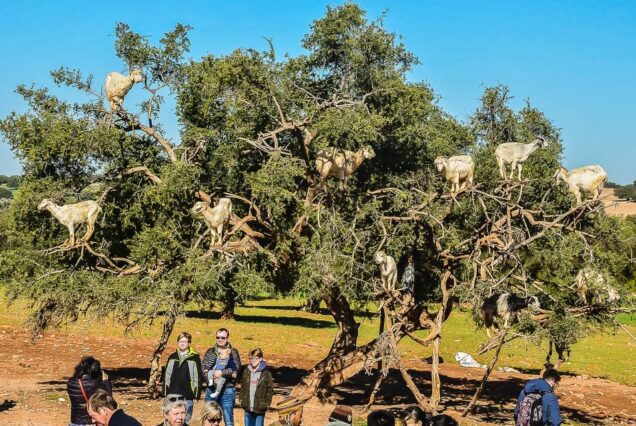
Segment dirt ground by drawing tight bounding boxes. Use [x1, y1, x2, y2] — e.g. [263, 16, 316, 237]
[601, 188, 636, 217]
[0, 324, 635, 425]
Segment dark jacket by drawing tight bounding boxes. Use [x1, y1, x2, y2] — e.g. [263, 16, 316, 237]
[66, 375, 112, 424]
[239, 361, 274, 413]
[515, 378, 562, 426]
[163, 348, 204, 400]
[109, 408, 142, 426]
[202, 343, 241, 388]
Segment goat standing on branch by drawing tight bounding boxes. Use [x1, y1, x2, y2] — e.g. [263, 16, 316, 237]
[192, 198, 232, 247]
[315, 145, 375, 189]
[434, 155, 474, 194]
[494, 136, 547, 180]
[574, 267, 620, 306]
[555, 165, 608, 204]
[105, 69, 143, 112]
[375, 250, 397, 292]
[481, 292, 540, 338]
[38, 199, 101, 247]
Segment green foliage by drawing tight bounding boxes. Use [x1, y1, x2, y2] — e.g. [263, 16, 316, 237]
[0, 3, 632, 362]
[0, 188, 12, 199]
[615, 182, 636, 201]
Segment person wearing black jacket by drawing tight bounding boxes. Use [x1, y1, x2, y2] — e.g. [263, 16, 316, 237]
[164, 332, 204, 424]
[87, 389, 141, 426]
[202, 328, 241, 426]
[67, 356, 112, 426]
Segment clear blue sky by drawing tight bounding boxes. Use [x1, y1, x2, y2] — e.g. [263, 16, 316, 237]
[1, 1, 634, 183]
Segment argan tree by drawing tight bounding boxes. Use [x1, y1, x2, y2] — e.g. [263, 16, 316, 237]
[1, 3, 633, 411]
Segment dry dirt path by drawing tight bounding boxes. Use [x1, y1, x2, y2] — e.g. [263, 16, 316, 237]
[0, 324, 634, 425]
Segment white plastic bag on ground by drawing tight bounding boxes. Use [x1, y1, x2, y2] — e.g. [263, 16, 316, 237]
[454, 351, 486, 369]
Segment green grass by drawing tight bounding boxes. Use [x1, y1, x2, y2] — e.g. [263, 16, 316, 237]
[1, 294, 635, 385]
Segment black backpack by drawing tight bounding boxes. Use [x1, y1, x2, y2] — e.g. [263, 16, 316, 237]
[516, 392, 544, 426]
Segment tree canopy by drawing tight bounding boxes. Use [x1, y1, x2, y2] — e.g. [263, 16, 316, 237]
[0, 2, 634, 408]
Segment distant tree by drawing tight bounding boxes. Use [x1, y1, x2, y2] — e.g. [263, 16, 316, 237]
[615, 183, 636, 201]
[605, 181, 621, 188]
[0, 187, 12, 199]
[0, 175, 8, 184]
[6, 175, 21, 189]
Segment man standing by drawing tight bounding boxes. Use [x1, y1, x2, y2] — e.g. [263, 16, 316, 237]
[202, 327, 241, 426]
[87, 389, 142, 426]
[164, 331, 204, 424]
[515, 368, 562, 426]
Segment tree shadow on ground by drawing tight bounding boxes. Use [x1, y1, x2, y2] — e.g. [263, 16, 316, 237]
[185, 310, 336, 329]
[251, 304, 376, 319]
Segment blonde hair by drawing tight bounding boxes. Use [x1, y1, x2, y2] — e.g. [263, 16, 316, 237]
[199, 401, 223, 424]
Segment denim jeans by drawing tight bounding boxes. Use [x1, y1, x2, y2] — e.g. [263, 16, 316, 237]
[244, 411, 265, 426]
[207, 386, 235, 426]
[185, 399, 194, 424]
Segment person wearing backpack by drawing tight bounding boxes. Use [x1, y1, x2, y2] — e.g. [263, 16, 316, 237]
[514, 368, 562, 426]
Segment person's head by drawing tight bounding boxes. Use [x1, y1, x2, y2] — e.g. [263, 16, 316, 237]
[177, 332, 192, 352]
[73, 355, 103, 380]
[218, 347, 232, 359]
[249, 348, 263, 368]
[543, 368, 561, 390]
[87, 389, 117, 426]
[275, 396, 304, 426]
[215, 328, 229, 346]
[367, 410, 395, 426]
[400, 406, 426, 426]
[199, 401, 223, 426]
[162, 394, 187, 426]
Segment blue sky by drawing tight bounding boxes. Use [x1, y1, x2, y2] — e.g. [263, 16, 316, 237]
[1, 1, 634, 183]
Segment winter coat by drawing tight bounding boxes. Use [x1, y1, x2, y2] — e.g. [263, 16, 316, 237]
[163, 348, 204, 400]
[515, 378, 562, 426]
[239, 361, 274, 413]
[66, 375, 112, 424]
[109, 408, 142, 426]
[202, 343, 241, 388]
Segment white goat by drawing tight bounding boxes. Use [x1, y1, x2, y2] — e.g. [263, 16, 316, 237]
[315, 145, 375, 189]
[192, 198, 232, 247]
[494, 136, 547, 180]
[38, 199, 101, 246]
[555, 165, 607, 204]
[434, 155, 475, 194]
[374, 251, 397, 291]
[575, 267, 620, 306]
[105, 69, 143, 112]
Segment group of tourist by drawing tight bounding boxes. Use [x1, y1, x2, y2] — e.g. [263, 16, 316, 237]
[66, 326, 562, 426]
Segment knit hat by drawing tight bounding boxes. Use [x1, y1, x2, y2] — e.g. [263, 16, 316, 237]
[328, 405, 353, 424]
[275, 396, 304, 416]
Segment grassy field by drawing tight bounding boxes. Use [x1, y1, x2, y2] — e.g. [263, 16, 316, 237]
[1, 294, 635, 386]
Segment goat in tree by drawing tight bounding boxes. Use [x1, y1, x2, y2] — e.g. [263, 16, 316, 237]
[546, 339, 571, 369]
[375, 250, 397, 291]
[315, 145, 375, 189]
[434, 154, 475, 194]
[38, 199, 101, 247]
[574, 267, 620, 306]
[494, 136, 547, 180]
[481, 292, 540, 338]
[105, 69, 143, 112]
[555, 165, 608, 204]
[192, 198, 232, 247]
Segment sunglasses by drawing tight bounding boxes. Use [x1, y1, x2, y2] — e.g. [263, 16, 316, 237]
[167, 396, 185, 402]
[215, 336, 228, 340]
[204, 418, 221, 424]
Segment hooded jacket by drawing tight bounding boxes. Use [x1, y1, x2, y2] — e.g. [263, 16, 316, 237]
[240, 360, 274, 414]
[66, 375, 112, 424]
[163, 348, 204, 400]
[515, 378, 562, 426]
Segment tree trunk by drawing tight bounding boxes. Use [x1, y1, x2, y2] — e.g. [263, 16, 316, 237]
[221, 290, 237, 320]
[147, 302, 179, 398]
[301, 297, 321, 314]
[323, 286, 359, 354]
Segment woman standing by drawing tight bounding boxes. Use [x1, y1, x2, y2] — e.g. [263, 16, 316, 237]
[67, 356, 112, 426]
